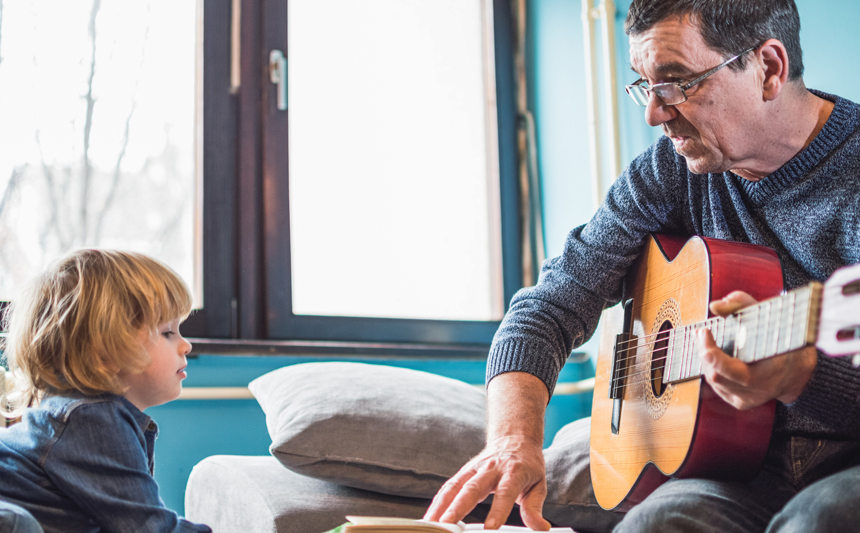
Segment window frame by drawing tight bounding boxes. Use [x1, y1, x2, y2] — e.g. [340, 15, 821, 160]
[180, 0, 239, 339]
[253, 0, 522, 346]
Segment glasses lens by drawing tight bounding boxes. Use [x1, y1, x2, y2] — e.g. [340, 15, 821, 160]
[652, 84, 685, 105]
[625, 85, 651, 107]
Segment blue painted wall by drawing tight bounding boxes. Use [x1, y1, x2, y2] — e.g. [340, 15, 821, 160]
[153, 0, 860, 516]
[152, 354, 595, 514]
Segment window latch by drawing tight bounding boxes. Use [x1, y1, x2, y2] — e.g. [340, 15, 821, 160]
[269, 49, 287, 110]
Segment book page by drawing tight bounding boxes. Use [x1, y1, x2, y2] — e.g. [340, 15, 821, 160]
[345, 516, 464, 532]
[342, 516, 575, 533]
[463, 526, 574, 532]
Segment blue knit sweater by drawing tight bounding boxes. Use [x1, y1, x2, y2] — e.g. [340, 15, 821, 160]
[488, 90, 860, 439]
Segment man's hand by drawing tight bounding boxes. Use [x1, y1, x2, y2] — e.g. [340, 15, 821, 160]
[423, 434, 551, 530]
[697, 291, 818, 410]
[423, 372, 552, 531]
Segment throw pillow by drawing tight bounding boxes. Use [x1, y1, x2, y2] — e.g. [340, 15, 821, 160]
[248, 362, 487, 499]
[543, 417, 623, 530]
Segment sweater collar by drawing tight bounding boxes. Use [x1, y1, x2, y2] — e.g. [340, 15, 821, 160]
[733, 89, 858, 204]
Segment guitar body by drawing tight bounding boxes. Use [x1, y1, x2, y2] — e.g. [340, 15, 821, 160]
[590, 234, 784, 512]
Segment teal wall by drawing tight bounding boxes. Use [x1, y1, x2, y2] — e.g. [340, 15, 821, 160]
[152, 354, 595, 514]
[155, 0, 860, 517]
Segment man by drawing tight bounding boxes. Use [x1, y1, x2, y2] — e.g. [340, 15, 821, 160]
[424, 1, 860, 532]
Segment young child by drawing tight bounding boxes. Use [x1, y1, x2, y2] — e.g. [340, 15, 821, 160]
[0, 249, 211, 532]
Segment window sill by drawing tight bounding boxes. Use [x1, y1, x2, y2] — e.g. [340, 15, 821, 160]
[187, 338, 492, 359]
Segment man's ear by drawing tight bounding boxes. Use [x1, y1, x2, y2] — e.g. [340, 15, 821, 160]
[758, 38, 790, 101]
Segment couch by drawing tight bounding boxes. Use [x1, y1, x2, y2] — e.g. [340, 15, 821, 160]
[184, 362, 622, 533]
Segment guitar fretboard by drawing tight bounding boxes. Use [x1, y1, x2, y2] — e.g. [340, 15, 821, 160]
[664, 283, 823, 384]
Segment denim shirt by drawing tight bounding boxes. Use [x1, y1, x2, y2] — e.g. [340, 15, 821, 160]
[0, 390, 211, 533]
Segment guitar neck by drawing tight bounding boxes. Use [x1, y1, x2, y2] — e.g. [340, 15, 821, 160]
[664, 283, 823, 384]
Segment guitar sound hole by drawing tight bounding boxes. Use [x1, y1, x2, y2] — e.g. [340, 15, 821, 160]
[651, 321, 672, 397]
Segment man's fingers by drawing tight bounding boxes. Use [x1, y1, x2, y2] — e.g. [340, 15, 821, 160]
[709, 290, 759, 317]
[480, 472, 526, 530]
[425, 434, 547, 527]
[427, 464, 502, 524]
[517, 480, 551, 531]
[439, 470, 501, 524]
[481, 495, 515, 530]
[424, 466, 478, 522]
[698, 329, 751, 385]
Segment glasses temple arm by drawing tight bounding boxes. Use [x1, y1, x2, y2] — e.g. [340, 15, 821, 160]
[680, 46, 757, 90]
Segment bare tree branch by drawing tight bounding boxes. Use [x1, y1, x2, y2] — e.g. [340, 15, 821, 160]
[158, 201, 188, 248]
[0, 0, 6, 72]
[0, 164, 25, 283]
[92, 100, 135, 245]
[0, 164, 25, 219]
[80, 0, 102, 246]
[93, 8, 150, 246]
[35, 130, 70, 251]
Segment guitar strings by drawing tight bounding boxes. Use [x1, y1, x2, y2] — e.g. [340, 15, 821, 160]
[604, 292, 859, 392]
[604, 328, 810, 391]
[610, 281, 844, 353]
[610, 307, 806, 362]
[609, 298, 810, 362]
[605, 309, 807, 376]
[573, 257, 853, 388]
[600, 312, 812, 390]
[590, 270, 853, 392]
[606, 280, 841, 354]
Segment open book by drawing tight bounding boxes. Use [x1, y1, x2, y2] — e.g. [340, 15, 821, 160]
[324, 516, 576, 533]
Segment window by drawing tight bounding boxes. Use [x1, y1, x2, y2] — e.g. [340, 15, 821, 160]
[1, 0, 520, 354]
[288, 0, 503, 324]
[255, 0, 521, 347]
[0, 0, 199, 302]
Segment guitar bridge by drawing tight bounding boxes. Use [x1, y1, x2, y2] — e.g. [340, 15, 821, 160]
[610, 299, 636, 434]
[609, 333, 633, 400]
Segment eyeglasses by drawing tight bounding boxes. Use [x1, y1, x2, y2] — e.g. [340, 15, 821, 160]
[625, 45, 758, 107]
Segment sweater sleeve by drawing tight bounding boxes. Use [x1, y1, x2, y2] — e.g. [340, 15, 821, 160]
[781, 351, 860, 438]
[487, 138, 687, 395]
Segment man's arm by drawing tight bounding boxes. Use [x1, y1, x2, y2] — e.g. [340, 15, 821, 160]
[424, 371, 552, 531]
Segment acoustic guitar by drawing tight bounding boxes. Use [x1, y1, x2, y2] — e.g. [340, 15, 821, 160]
[589, 234, 860, 512]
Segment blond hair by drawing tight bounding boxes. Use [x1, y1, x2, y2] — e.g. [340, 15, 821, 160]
[1, 249, 192, 414]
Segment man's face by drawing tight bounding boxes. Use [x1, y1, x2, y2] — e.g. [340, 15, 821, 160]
[629, 16, 763, 175]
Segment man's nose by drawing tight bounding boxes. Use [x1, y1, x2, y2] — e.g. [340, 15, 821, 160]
[644, 93, 678, 127]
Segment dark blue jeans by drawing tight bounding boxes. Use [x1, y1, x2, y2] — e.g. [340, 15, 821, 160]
[614, 436, 860, 533]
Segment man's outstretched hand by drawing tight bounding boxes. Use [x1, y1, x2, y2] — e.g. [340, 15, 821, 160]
[423, 372, 553, 531]
[423, 435, 551, 530]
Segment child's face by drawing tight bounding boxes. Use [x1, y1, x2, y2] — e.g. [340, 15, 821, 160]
[122, 318, 192, 411]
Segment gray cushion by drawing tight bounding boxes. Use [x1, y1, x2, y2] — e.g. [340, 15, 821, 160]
[248, 362, 487, 499]
[184, 455, 496, 533]
[543, 417, 623, 532]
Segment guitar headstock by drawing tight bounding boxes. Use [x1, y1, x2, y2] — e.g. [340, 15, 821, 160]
[818, 263, 860, 362]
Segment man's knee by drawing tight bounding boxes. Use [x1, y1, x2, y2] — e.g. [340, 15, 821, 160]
[613, 496, 703, 533]
[611, 478, 768, 533]
[768, 469, 860, 533]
